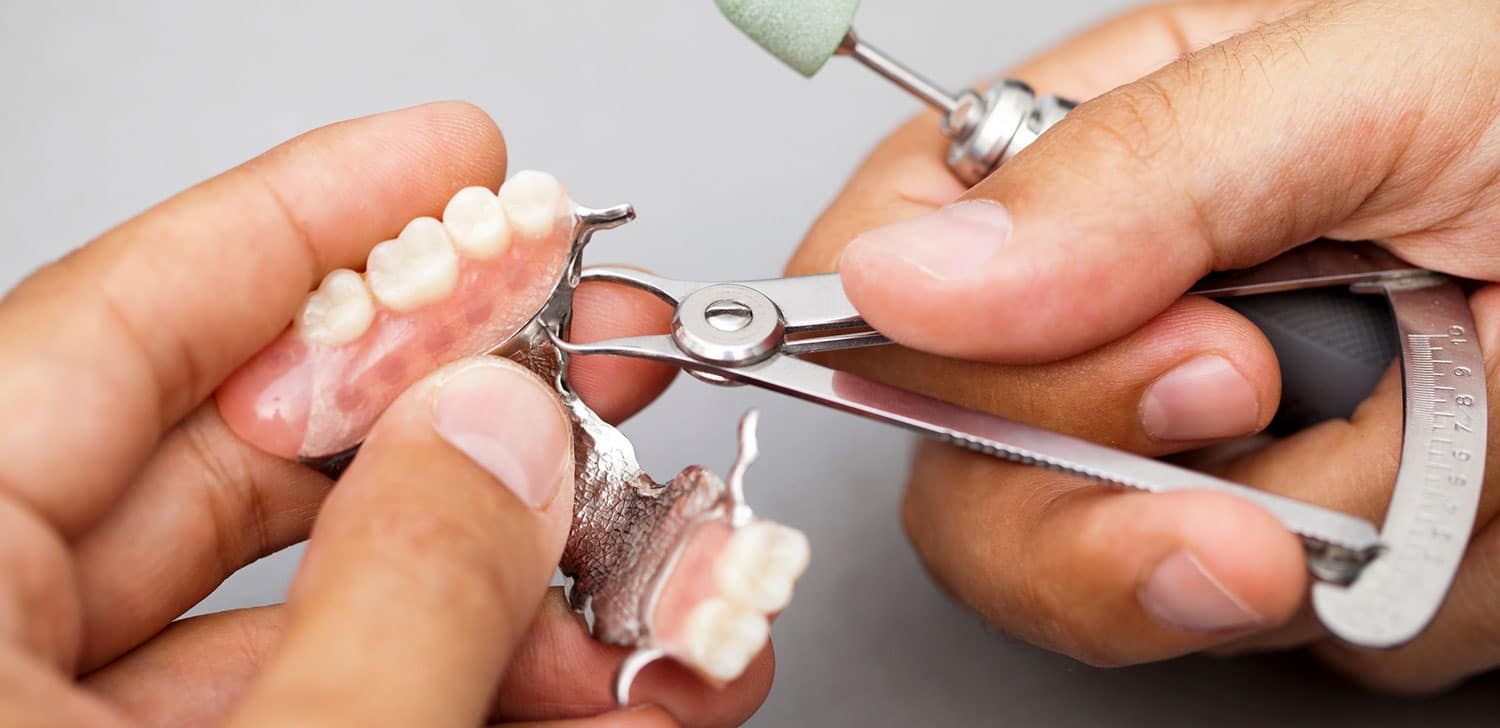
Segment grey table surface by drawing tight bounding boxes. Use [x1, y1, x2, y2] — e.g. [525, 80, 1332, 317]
[2, 1, 1495, 725]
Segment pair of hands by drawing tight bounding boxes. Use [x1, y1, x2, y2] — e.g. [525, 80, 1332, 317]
[2, 0, 1497, 726]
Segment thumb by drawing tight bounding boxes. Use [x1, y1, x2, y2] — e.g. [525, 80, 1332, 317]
[838, 0, 1450, 362]
[227, 357, 574, 727]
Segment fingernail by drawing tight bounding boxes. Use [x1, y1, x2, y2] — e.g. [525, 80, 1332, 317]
[432, 362, 568, 510]
[841, 200, 1013, 281]
[1140, 355, 1259, 442]
[1140, 551, 1263, 633]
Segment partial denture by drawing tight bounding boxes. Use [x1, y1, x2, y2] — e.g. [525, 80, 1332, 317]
[564, 414, 811, 690]
[653, 516, 811, 683]
[217, 174, 811, 689]
[217, 172, 575, 460]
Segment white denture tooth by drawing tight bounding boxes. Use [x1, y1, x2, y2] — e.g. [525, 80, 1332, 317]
[365, 217, 461, 312]
[498, 170, 570, 236]
[716, 522, 812, 613]
[443, 186, 512, 259]
[682, 598, 770, 683]
[296, 269, 376, 346]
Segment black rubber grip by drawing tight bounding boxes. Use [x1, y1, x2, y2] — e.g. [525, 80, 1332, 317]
[1222, 289, 1399, 434]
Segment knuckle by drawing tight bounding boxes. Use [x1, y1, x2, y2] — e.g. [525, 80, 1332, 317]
[0, 497, 78, 668]
[1063, 77, 1185, 172]
[0, 499, 70, 607]
[186, 420, 268, 578]
[902, 446, 1133, 665]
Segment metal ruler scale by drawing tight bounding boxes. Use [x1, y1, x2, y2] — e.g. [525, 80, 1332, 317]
[1311, 279, 1487, 647]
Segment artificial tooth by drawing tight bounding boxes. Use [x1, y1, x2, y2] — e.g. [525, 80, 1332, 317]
[365, 217, 461, 312]
[498, 170, 570, 235]
[443, 186, 512, 259]
[296, 269, 376, 346]
[716, 522, 811, 613]
[682, 598, 770, 683]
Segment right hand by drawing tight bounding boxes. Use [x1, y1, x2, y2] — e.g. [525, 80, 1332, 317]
[791, 0, 1500, 693]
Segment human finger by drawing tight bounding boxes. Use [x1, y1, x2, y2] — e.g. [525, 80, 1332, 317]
[226, 358, 572, 727]
[0, 101, 507, 537]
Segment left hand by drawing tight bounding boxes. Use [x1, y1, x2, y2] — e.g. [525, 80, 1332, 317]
[787, 0, 1500, 694]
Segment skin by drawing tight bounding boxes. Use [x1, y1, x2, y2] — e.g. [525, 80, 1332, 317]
[5, 2, 1494, 720]
[0, 102, 767, 727]
[789, 0, 1500, 695]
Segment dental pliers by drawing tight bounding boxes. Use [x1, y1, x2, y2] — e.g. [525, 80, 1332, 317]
[549, 216, 1485, 651]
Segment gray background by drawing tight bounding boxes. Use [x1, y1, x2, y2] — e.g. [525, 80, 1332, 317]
[2, 1, 1495, 725]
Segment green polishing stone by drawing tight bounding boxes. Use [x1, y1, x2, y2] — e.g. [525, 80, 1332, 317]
[715, 0, 862, 77]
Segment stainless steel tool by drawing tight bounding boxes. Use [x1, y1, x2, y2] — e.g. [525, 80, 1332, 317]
[819, 29, 1076, 185]
[1195, 244, 1487, 647]
[548, 234, 1483, 650]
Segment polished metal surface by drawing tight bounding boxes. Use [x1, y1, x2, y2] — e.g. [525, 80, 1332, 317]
[586, 269, 866, 332]
[1192, 241, 1426, 297]
[838, 30, 960, 116]
[828, 26, 1080, 185]
[567, 342, 1371, 551]
[586, 267, 889, 352]
[1002, 92, 1076, 166]
[941, 80, 1079, 184]
[561, 331, 1382, 559]
[673, 284, 785, 365]
[724, 410, 763, 528]
[944, 80, 1036, 184]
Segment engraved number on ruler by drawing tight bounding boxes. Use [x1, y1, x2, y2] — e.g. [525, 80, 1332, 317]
[1409, 326, 1480, 554]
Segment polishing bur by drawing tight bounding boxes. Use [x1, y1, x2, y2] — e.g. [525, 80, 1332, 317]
[714, 0, 1077, 183]
[713, 0, 961, 114]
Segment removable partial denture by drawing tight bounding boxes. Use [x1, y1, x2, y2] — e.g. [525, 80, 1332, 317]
[215, 172, 811, 686]
[218, 171, 575, 460]
[643, 496, 810, 682]
[562, 433, 811, 686]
